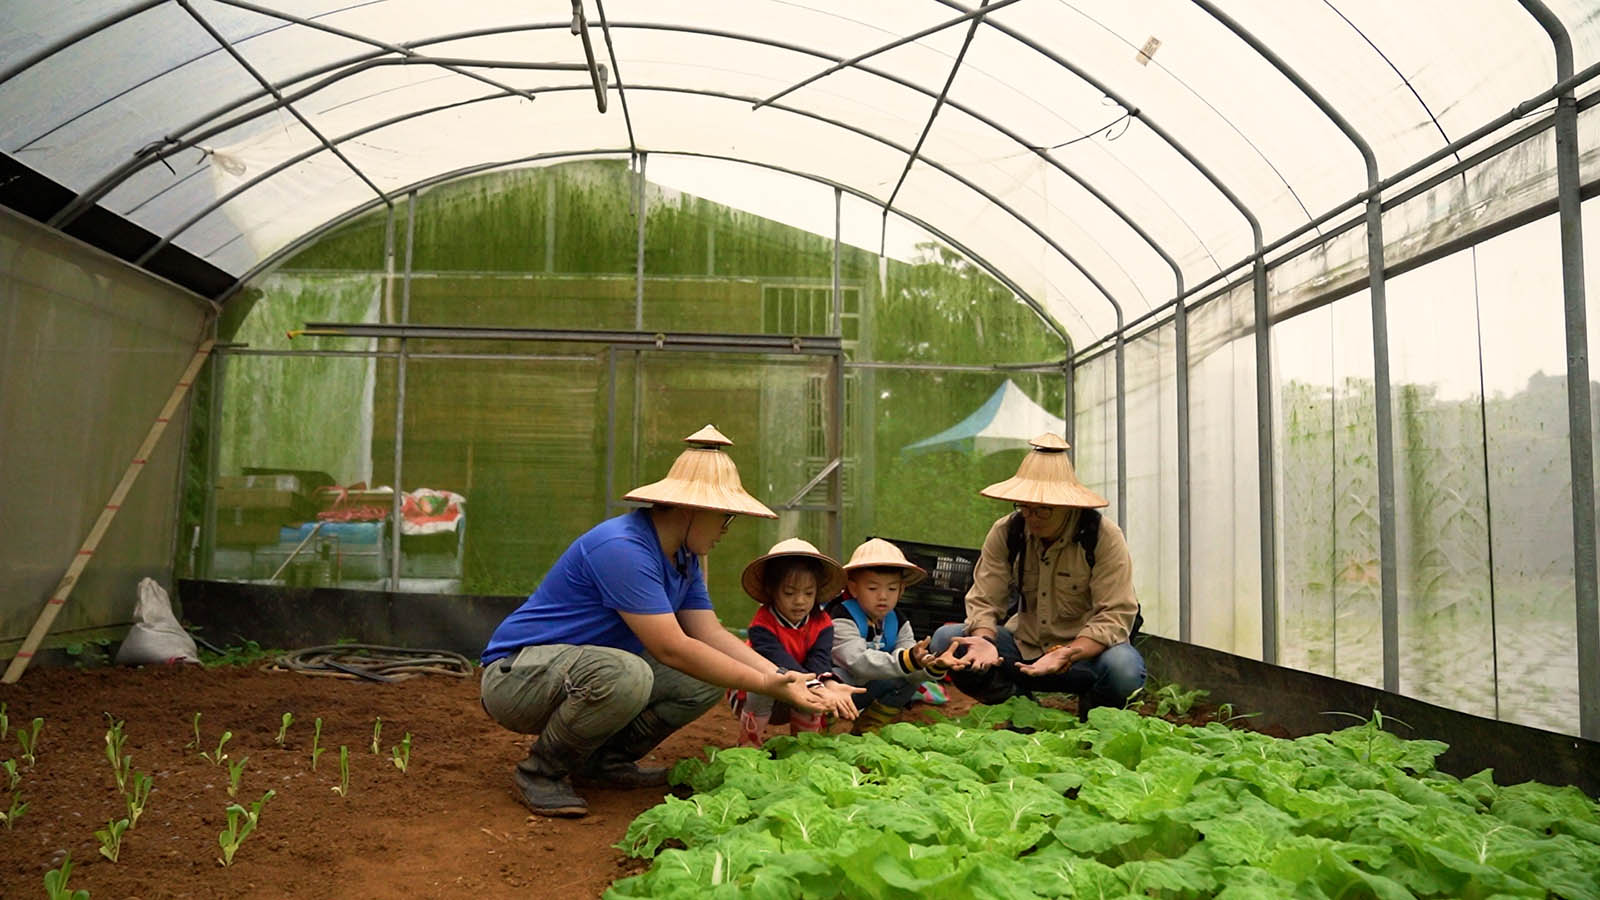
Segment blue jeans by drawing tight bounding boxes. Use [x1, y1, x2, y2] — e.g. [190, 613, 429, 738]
[928, 623, 1145, 709]
[851, 677, 921, 710]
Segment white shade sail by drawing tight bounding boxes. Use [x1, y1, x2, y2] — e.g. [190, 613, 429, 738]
[902, 379, 1068, 456]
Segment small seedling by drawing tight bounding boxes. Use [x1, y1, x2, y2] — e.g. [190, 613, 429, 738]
[43, 851, 88, 900]
[370, 717, 382, 755]
[0, 702, 7, 741]
[390, 733, 412, 774]
[227, 756, 248, 798]
[310, 717, 324, 771]
[201, 731, 232, 766]
[331, 745, 350, 797]
[125, 771, 152, 828]
[16, 717, 42, 766]
[274, 712, 293, 747]
[2, 759, 17, 791]
[1214, 702, 1262, 725]
[104, 715, 131, 791]
[95, 816, 130, 862]
[1153, 683, 1209, 718]
[217, 789, 274, 866]
[187, 712, 201, 750]
[0, 789, 26, 830]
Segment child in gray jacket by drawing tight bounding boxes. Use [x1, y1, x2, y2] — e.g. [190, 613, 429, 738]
[826, 539, 957, 733]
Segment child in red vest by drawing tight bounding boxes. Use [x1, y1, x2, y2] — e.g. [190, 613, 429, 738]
[729, 539, 857, 746]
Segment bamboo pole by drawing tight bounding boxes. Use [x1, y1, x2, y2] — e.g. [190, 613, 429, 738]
[3, 339, 216, 683]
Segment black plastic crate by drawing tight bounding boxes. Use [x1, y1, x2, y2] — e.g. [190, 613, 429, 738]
[871, 535, 982, 641]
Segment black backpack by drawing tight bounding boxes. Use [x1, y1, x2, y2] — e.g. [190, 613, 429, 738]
[1004, 509, 1143, 638]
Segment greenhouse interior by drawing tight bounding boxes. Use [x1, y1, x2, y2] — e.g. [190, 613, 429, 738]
[3, 1, 1600, 897]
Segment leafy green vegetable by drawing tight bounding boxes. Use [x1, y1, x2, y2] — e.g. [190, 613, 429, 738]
[609, 697, 1600, 899]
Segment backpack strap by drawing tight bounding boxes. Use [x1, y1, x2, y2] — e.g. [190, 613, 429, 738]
[1073, 508, 1102, 569]
[840, 598, 898, 651]
[1005, 512, 1027, 617]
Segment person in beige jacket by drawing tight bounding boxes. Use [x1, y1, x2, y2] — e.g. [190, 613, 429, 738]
[927, 434, 1146, 713]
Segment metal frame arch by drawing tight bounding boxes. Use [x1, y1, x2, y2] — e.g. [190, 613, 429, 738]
[145, 81, 1120, 346]
[1189, 0, 1393, 675]
[219, 145, 1070, 349]
[928, 1, 1273, 641]
[43, 19, 1190, 318]
[1514, 0, 1598, 741]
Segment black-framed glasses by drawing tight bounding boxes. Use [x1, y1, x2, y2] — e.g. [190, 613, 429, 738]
[1012, 503, 1055, 519]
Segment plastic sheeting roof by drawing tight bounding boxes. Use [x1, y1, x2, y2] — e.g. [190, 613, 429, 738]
[4, 1, 1598, 343]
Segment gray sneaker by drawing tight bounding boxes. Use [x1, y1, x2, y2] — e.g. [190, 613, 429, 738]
[512, 769, 588, 817]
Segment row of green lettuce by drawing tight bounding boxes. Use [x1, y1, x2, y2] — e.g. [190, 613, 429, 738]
[609, 699, 1600, 899]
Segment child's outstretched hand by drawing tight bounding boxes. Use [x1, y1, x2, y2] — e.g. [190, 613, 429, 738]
[931, 642, 963, 670]
[814, 680, 863, 720]
[909, 637, 935, 669]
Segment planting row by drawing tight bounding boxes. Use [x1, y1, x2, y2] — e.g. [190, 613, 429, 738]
[610, 698, 1600, 899]
[2, 701, 414, 899]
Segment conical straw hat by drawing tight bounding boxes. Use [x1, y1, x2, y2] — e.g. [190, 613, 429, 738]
[979, 433, 1109, 508]
[740, 538, 846, 604]
[842, 538, 927, 588]
[623, 425, 777, 518]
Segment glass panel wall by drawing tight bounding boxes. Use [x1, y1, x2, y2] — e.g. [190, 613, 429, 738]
[1474, 216, 1579, 735]
[1273, 291, 1381, 687]
[1184, 284, 1262, 658]
[1121, 324, 1179, 639]
[1386, 252, 1497, 718]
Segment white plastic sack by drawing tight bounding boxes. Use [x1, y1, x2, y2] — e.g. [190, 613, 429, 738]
[114, 578, 200, 665]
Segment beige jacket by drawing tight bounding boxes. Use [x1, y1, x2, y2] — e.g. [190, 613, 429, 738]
[963, 509, 1139, 658]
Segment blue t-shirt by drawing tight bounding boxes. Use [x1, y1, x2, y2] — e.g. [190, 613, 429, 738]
[480, 509, 712, 664]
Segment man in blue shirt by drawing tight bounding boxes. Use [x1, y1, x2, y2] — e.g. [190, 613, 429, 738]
[480, 426, 843, 817]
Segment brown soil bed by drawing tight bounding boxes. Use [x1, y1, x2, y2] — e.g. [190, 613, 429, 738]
[0, 665, 985, 899]
[0, 665, 1272, 899]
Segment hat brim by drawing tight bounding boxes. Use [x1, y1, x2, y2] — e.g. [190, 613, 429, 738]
[741, 550, 847, 604]
[979, 477, 1109, 508]
[842, 561, 928, 589]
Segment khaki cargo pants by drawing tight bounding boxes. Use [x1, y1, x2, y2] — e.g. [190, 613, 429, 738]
[479, 644, 722, 769]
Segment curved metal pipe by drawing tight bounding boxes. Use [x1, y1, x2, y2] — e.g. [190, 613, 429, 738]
[52, 20, 1180, 320]
[174, 0, 390, 211]
[931, 0, 1270, 635]
[1190, 0, 1391, 674]
[1515, 0, 1597, 741]
[219, 146, 1068, 350]
[149, 81, 1114, 341]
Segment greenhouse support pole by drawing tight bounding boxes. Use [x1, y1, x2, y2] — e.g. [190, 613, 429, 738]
[1519, 0, 1599, 740]
[605, 346, 618, 518]
[1063, 350, 1074, 450]
[1252, 254, 1280, 667]
[1116, 325, 1127, 530]
[830, 349, 845, 559]
[389, 193, 416, 588]
[632, 152, 647, 489]
[634, 151, 647, 330]
[1176, 289, 1193, 644]
[832, 188, 842, 335]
